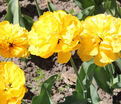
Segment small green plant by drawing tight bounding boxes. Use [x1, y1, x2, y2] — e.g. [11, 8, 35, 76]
[22, 100, 27, 104]
[56, 73, 61, 82]
[32, 86, 38, 92]
[58, 87, 65, 92]
[65, 84, 71, 89]
[19, 55, 32, 63]
[34, 68, 45, 81]
[32, 67, 46, 91]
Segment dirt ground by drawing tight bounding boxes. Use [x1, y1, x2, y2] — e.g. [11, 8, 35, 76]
[0, 0, 121, 104]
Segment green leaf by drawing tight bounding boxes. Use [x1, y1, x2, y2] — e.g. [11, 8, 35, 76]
[34, 0, 41, 16]
[4, 0, 25, 26]
[104, 64, 115, 84]
[112, 83, 121, 89]
[76, 65, 85, 94]
[76, 6, 95, 20]
[76, 60, 96, 102]
[103, 0, 116, 16]
[4, 0, 34, 30]
[112, 75, 121, 89]
[94, 0, 103, 6]
[70, 8, 74, 15]
[116, 4, 121, 18]
[76, 11, 83, 20]
[5, 0, 10, 3]
[76, 60, 96, 92]
[58, 91, 87, 104]
[32, 75, 57, 104]
[90, 84, 100, 104]
[73, 0, 95, 9]
[22, 14, 34, 31]
[94, 66, 112, 94]
[73, 0, 83, 9]
[115, 58, 121, 71]
[60, 84, 100, 104]
[94, 1, 105, 14]
[48, 2, 57, 12]
[22, 100, 27, 104]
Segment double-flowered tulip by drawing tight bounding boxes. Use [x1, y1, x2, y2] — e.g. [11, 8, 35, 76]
[78, 14, 121, 66]
[28, 10, 82, 63]
[0, 62, 27, 104]
[0, 21, 29, 58]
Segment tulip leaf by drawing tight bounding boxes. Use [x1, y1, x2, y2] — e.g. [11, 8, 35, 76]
[76, 6, 95, 20]
[32, 75, 57, 104]
[104, 64, 115, 84]
[70, 8, 74, 15]
[94, 0, 103, 6]
[22, 100, 27, 104]
[76, 60, 96, 103]
[112, 83, 121, 89]
[90, 84, 100, 104]
[34, 0, 41, 16]
[4, 0, 34, 30]
[73, 0, 83, 9]
[76, 11, 83, 20]
[112, 75, 121, 89]
[5, 0, 10, 3]
[4, 0, 25, 27]
[116, 4, 121, 18]
[73, 0, 95, 9]
[48, 2, 57, 12]
[22, 14, 34, 31]
[94, 66, 113, 94]
[76, 60, 96, 92]
[115, 58, 121, 71]
[103, 0, 116, 16]
[58, 91, 87, 104]
[94, 1, 105, 14]
[76, 65, 85, 95]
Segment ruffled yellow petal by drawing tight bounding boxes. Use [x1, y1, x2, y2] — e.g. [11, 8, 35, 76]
[0, 90, 7, 104]
[78, 14, 121, 66]
[93, 53, 107, 67]
[29, 10, 82, 62]
[0, 21, 29, 58]
[77, 48, 93, 62]
[29, 29, 58, 58]
[0, 62, 26, 104]
[94, 41, 119, 66]
[57, 52, 71, 63]
[99, 41, 118, 63]
[11, 46, 29, 57]
[110, 34, 121, 53]
[77, 34, 99, 61]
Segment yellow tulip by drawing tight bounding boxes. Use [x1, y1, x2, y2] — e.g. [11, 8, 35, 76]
[0, 21, 29, 58]
[0, 62, 27, 104]
[29, 10, 82, 63]
[78, 14, 121, 66]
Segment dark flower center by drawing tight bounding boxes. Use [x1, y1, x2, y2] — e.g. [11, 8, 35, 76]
[9, 43, 13, 47]
[4, 83, 13, 91]
[57, 39, 61, 44]
[8, 83, 12, 88]
[99, 37, 103, 45]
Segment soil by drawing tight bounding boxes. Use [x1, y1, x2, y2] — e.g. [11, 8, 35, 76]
[0, 0, 121, 104]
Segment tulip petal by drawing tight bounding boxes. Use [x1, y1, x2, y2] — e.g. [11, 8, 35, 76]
[57, 52, 71, 63]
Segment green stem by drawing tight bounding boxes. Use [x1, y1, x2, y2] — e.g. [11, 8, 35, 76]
[70, 57, 85, 92]
[34, 0, 41, 16]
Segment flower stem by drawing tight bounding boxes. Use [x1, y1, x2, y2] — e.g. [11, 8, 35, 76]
[34, 0, 41, 16]
[70, 57, 85, 92]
